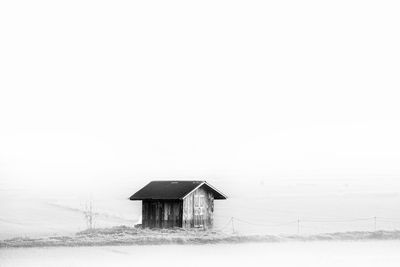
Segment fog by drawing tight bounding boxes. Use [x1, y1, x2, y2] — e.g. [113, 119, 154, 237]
[1, 0, 400, 239]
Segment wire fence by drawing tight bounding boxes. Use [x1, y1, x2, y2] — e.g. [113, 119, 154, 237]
[214, 215, 400, 234]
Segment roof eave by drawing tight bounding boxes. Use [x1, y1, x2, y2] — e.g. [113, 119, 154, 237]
[181, 181, 206, 200]
[181, 181, 227, 200]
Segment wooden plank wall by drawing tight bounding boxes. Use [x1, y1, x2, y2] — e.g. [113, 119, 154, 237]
[182, 187, 214, 229]
[182, 192, 194, 228]
[142, 200, 183, 228]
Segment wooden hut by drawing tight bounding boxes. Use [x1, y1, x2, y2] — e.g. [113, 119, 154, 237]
[129, 181, 227, 229]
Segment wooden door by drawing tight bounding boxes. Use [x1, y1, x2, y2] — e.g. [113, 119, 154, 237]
[194, 194, 205, 227]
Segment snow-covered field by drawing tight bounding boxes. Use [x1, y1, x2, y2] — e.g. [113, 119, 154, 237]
[1, 241, 400, 267]
[2, 176, 400, 266]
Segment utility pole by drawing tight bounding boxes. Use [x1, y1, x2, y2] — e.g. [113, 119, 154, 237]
[84, 199, 96, 230]
[231, 217, 235, 233]
[297, 218, 300, 235]
[374, 216, 377, 231]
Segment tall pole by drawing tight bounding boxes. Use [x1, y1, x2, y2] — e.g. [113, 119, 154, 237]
[297, 218, 300, 235]
[231, 217, 235, 233]
[90, 201, 93, 229]
[374, 216, 377, 231]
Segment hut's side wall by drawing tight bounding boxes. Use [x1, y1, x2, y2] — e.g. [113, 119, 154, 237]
[182, 186, 214, 229]
[142, 200, 182, 228]
[182, 192, 194, 228]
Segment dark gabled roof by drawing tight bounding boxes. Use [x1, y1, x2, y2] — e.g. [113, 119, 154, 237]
[129, 180, 227, 200]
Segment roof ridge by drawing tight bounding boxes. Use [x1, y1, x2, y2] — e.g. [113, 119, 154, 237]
[150, 180, 205, 182]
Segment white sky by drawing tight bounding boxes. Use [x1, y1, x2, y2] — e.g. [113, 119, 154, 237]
[1, 0, 400, 199]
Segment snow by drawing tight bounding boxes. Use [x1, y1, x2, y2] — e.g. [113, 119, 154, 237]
[0, 196, 139, 239]
[1, 242, 400, 267]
